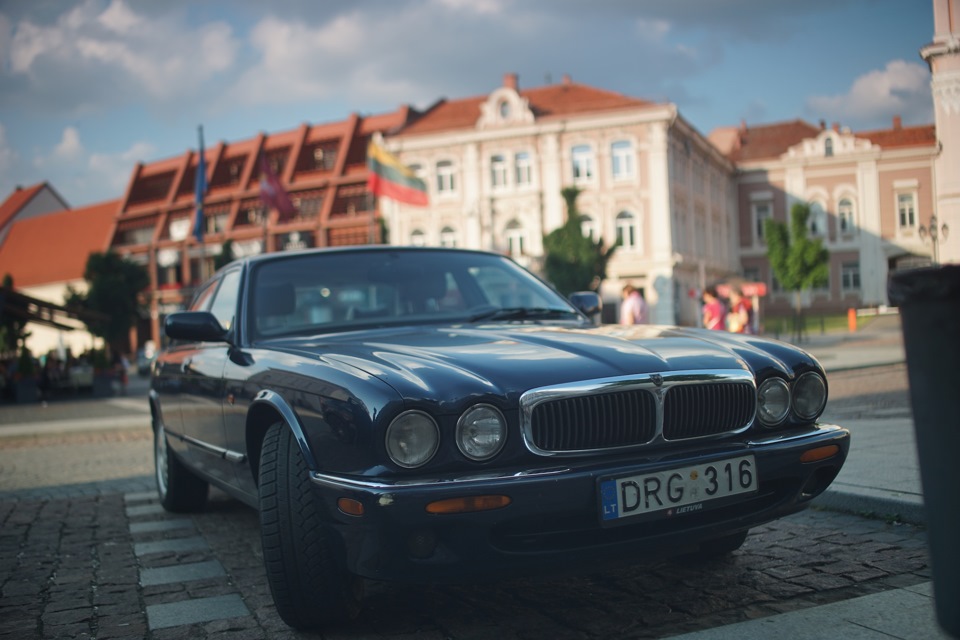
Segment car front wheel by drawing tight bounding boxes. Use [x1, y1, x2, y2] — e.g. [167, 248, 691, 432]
[154, 422, 209, 512]
[258, 422, 363, 630]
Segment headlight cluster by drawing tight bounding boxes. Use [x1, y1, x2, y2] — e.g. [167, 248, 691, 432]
[756, 371, 827, 428]
[385, 404, 507, 468]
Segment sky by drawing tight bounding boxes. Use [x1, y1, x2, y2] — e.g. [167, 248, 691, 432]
[0, 0, 936, 208]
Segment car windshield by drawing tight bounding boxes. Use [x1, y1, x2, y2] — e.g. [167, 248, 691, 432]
[248, 248, 582, 339]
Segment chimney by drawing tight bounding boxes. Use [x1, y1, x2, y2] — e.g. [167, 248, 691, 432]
[503, 73, 518, 91]
[893, 115, 902, 130]
[832, 122, 840, 132]
[562, 73, 572, 86]
[819, 119, 826, 130]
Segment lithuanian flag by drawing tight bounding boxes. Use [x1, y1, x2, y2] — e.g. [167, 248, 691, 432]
[366, 140, 428, 206]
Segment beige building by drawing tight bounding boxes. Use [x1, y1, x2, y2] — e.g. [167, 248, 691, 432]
[712, 117, 938, 316]
[383, 73, 739, 326]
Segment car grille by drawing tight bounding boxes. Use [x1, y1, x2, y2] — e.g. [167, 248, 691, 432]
[522, 371, 756, 455]
[529, 389, 657, 452]
[663, 382, 756, 440]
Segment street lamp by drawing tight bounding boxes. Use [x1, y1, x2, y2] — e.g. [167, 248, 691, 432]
[918, 215, 950, 265]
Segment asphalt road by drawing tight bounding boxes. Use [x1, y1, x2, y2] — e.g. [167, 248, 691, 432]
[0, 365, 932, 639]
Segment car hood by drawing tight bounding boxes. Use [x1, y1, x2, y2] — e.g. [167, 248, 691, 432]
[263, 323, 807, 407]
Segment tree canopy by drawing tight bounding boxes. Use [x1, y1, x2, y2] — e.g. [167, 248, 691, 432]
[542, 186, 617, 296]
[765, 202, 830, 321]
[66, 252, 149, 354]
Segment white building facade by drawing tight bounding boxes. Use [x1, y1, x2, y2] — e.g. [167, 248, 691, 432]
[383, 74, 740, 326]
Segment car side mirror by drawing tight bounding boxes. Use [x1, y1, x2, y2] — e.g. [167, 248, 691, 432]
[569, 291, 602, 325]
[164, 311, 228, 343]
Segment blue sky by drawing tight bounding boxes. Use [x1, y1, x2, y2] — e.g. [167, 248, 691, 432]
[0, 0, 935, 208]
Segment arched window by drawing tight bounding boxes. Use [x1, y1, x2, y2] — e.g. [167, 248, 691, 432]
[808, 202, 826, 236]
[490, 154, 507, 189]
[505, 220, 525, 256]
[571, 144, 594, 182]
[616, 211, 636, 250]
[611, 140, 634, 180]
[440, 226, 457, 247]
[436, 160, 456, 193]
[838, 198, 856, 234]
[410, 229, 426, 247]
[514, 152, 532, 186]
[825, 138, 834, 157]
[580, 215, 597, 240]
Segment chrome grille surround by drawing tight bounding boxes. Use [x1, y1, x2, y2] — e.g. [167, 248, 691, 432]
[520, 370, 757, 457]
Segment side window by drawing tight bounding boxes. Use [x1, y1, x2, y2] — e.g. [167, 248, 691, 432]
[209, 270, 242, 331]
[189, 282, 217, 312]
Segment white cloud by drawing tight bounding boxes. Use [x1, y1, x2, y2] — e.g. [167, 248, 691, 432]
[3, 0, 241, 113]
[807, 60, 934, 127]
[0, 123, 17, 178]
[53, 126, 84, 161]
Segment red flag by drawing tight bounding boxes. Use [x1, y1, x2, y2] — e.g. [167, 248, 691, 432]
[259, 155, 297, 221]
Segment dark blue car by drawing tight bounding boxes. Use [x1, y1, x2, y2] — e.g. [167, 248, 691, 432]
[151, 246, 849, 630]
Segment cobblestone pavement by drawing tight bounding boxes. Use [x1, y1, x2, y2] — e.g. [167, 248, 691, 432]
[0, 365, 932, 639]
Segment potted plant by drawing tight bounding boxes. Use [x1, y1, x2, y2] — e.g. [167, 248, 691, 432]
[90, 348, 115, 397]
[13, 346, 39, 403]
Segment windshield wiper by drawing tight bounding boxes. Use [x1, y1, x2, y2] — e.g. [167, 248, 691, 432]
[468, 307, 576, 322]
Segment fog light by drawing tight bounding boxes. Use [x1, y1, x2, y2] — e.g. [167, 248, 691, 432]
[800, 444, 839, 463]
[407, 529, 438, 559]
[337, 498, 365, 516]
[426, 495, 511, 514]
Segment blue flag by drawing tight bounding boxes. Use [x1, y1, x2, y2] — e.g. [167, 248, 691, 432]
[193, 125, 207, 243]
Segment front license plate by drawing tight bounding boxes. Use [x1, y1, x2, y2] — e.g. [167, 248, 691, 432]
[600, 455, 757, 522]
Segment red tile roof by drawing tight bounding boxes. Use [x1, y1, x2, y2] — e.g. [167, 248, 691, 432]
[400, 80, 654, 136]
[0, 183, 47, 233]
[714, 119, 937, 162]
[858, 124, 937, 149]
[723, 120, 824, 163]
[0, 199, 120, 287]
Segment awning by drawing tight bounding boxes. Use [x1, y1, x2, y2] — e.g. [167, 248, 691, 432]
[0, 288, 108, 332]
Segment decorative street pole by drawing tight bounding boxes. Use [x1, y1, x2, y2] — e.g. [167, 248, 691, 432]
[918, 215, 950, 265]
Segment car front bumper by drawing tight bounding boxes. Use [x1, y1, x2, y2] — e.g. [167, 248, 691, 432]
[310, 423, 850, 582]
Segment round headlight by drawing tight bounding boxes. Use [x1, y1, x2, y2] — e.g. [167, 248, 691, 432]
[386, 411, 439, 468]
[793, 372, 827, 420]
[456, 404, 507, 461]
[757, 378, 790, 426]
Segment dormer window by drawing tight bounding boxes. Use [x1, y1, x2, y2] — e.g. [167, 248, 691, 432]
[499, 101, 510, 119]
[825, 138, 834, 157]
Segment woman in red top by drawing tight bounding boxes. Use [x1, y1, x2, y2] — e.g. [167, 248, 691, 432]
[701, 286, 726, 330]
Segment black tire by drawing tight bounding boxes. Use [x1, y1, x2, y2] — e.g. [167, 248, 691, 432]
[154, 422, 209, 512]
[673, 530, 749, 563]
[259, 422, 363, 630]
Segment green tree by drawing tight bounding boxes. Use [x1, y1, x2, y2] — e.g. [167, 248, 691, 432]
[765, 202, 829, 340]
[542, 187, 617, 296]
[0, 274, 31, 356]
[66, 252, 149, 354]
[214, 239, 235, 271]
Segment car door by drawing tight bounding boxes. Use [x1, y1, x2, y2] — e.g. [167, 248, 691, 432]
[153, 280, 218, 452]
[179, 268, 242, 485]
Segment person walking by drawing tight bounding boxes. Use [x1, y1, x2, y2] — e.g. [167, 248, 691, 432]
[726, 286, 754, 334]
[701, 286, 726, 330]
[619, 284, 649, 325]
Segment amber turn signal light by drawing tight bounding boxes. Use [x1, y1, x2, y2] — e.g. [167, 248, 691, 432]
[337, 498, 365, 516]
[800, 444, 840, 463]
[425, 495, 511, 514]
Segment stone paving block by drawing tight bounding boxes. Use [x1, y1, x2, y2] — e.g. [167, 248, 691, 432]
[134, 535, 210, 557]
[139, 560, 226, 587]
[125, 503, 166, 518]
[128, 518, 194, 534]
[145, 594, 250, 630]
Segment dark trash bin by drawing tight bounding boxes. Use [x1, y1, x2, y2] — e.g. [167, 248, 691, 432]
[888, 264, 960, 638]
